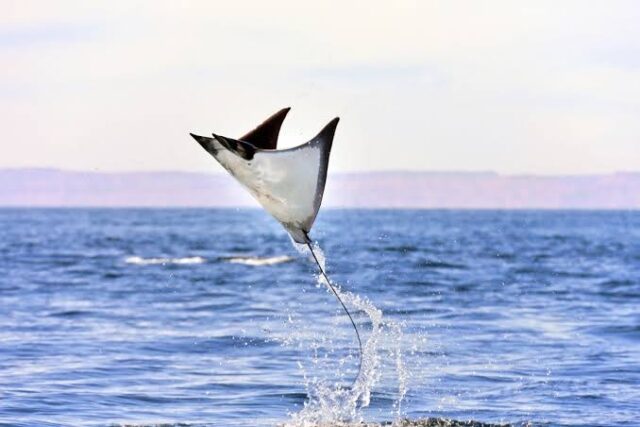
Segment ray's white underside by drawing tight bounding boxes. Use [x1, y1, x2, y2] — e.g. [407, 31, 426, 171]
[212, 138, 323, 242]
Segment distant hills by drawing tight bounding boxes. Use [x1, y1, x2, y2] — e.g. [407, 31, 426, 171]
[0, 168, 639, 209]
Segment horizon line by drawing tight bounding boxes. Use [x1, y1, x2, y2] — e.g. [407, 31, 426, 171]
[0, 205, 638, 212]
[2, 166, 640, 179]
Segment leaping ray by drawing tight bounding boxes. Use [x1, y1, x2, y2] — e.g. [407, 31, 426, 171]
[189, 108, 363, 385]
[190, 108, 338, 245]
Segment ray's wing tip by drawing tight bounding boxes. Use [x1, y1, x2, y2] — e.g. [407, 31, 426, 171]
[326, 116, 340, 129]
[210, 133, 227, 147]
[320, 116, 340, 137]
[190, 132, 217, 146]
[189, 132, 204, 142]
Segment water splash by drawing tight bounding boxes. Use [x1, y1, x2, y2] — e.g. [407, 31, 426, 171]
[286, 241, 408, 426]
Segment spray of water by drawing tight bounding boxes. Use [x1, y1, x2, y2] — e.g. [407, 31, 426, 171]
[283, 241, 408, 426]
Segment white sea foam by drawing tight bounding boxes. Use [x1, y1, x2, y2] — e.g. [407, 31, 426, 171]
[124, 256, 206, 265]
[226, 255, 294, 266]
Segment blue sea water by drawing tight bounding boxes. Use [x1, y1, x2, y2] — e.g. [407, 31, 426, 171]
[1, 209, 639, 427]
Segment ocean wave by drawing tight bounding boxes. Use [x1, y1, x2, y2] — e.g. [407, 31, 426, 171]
[225, 255, 294, 266]
[124, 256, 206, 265]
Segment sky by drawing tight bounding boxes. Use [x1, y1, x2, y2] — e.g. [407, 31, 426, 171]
[1, 0, 639, 175]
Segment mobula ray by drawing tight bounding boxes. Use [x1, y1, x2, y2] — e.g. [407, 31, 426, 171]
[190, 108, 363, 384]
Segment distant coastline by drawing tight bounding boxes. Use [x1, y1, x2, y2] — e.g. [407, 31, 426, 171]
[0, 168, 638, 209]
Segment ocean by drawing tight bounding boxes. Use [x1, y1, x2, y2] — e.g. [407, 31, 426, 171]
[1, 209, 638, 427]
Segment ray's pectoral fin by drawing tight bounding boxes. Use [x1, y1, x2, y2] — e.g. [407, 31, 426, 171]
[305, 116, 339, 222]
[262, 116, 339, 244]
[240, 107, 290, 150]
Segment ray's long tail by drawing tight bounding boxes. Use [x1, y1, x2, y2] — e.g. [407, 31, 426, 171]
[304, 239, 363, 387]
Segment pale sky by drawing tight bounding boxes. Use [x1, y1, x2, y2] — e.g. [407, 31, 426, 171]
[1, 0, 639, 175]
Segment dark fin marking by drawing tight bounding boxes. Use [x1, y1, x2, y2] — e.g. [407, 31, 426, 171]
[212, 133, 257, 161]
[302, 117, 339, 234]
[189, 133, 218, 157]
[240, 107, 291, 150]
[305, 233, 363, 388]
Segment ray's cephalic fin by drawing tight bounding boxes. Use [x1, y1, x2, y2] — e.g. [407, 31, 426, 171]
[189, 107, 289, 159]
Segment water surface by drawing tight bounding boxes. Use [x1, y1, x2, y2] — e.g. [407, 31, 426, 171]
[1, 209, 639, 426]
